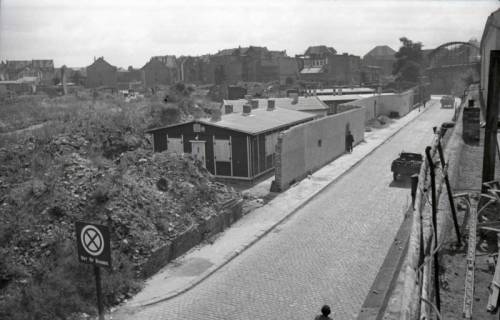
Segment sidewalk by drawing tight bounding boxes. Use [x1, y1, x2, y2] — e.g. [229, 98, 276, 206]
[114, 102, 435, 313]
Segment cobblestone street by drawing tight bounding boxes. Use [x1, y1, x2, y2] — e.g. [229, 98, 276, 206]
[115, 100, 455, 320]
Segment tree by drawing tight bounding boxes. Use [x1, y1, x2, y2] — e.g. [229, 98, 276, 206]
[393, 37, 423, 83]
[71, 71, 84, 85]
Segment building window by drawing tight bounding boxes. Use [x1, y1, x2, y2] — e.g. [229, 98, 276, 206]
[214, 138, 231, 161]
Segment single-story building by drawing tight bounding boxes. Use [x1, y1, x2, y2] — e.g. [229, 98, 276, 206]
[222, 95, 329, 117]
[318, 93, 392, 114]
[146, 104, 315, 180]
[305, 87, 376, 96]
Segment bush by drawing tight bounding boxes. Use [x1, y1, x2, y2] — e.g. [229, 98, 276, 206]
[148, 103, 181, 128]
[0, 235, 140, 320]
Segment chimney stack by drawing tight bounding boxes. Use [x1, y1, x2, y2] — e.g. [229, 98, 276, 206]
[224, 104, 233, 114]
[267, 99, 275, 111]
[211, 108, 222, 122]
[242, 104, 252, 115]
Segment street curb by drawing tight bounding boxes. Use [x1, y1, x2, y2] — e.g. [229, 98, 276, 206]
[127, 104, 434, 309]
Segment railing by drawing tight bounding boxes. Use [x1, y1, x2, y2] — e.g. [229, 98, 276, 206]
[400, 112, 462, 319]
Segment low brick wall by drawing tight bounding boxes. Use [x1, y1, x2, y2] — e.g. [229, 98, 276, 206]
[141, 198, 243, 278]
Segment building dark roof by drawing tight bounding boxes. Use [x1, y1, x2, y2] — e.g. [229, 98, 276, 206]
[87, 57, 117, 70]
[364, 45, 396, 59]
[223, 96, 329, 113]
[304, 45, 337, 56]
[146, 107, 315, 135]
[216, 46, 268, 56]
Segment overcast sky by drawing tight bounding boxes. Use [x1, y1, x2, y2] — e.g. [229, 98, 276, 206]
[0, 0, 498, 68]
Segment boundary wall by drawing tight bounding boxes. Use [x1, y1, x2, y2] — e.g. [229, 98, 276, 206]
[274, 107, 365, 191]
[342, 86, 430, 121]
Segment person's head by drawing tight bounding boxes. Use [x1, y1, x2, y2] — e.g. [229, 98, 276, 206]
[321, 305, 331, 317]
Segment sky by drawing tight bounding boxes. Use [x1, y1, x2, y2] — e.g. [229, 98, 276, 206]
[0, 0, 498, 68]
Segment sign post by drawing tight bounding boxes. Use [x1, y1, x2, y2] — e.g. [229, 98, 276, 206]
[76, 221, 111, 320]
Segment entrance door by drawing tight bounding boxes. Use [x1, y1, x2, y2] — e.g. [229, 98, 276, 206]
[190, 140, 206, 166]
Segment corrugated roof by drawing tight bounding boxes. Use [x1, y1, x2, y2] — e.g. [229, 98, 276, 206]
[199, 107, 315, 135]
[222, 96, 329, 113]
[300, 67, 325, 74]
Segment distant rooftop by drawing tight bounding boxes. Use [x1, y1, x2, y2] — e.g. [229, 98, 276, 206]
[304, 45, 337, 56]
[317, 93, 391, 102]
[300, 67, 325, 74]
[309, 87, 376, 95]
[222, 96, 329, 113]
[364, 45, 396, 59]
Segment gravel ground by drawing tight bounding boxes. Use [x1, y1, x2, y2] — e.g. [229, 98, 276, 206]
[440, 127, 500, 320]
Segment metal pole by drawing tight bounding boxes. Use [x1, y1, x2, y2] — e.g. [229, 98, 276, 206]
[482, 50, 500, 193]
[425, 146, 441, 311]
[94, 265, 105, 320]
[437, 139, 462, 246]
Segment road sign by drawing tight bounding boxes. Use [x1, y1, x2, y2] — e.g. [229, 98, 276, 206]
[76, 221, 111, 268]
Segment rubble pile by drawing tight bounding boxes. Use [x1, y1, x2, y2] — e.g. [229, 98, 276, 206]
[0, 115, 239, 318]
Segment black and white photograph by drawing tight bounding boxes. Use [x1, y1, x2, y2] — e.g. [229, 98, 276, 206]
[1, 0, 500, 319]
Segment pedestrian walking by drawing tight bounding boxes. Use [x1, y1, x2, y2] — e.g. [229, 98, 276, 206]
[314, 305, 333, 320]
[346, 130, 354, 153]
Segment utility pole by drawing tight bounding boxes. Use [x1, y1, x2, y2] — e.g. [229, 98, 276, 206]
[482, 50, 500, 193]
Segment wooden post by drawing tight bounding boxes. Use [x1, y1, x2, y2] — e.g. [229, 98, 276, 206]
[425, 146, 441, 311]
[482, 50, 500, 193]
[94, 265, 104, 320]
[437, 139, 461, 246]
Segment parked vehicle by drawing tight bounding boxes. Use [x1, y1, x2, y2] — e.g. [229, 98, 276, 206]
[440, 95, 455, 108]
[391, 152, 423, 181]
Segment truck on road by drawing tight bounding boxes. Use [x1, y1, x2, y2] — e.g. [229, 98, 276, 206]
[391, 152, 423, 181]
[440, 95, 455, 109]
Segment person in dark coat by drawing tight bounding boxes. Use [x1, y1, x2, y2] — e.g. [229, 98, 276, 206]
[314, 305, 333, 320]
[346, 130, 354, 153]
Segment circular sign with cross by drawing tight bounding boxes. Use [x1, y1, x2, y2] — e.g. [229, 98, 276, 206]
[81, 225, 104, 256]
[75, 221, 111, 267]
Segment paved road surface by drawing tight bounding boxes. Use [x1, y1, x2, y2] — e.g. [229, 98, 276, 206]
[116, 100, 454, 320]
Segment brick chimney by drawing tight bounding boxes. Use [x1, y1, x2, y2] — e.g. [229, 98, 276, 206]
[211, 108, 222, 122]
[267, 99, 275, 111]
[224, 104, 233, 114]
[242, 104, 252, 115]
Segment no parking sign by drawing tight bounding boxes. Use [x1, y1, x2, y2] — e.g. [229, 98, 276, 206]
[75, 221, 111, 268]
